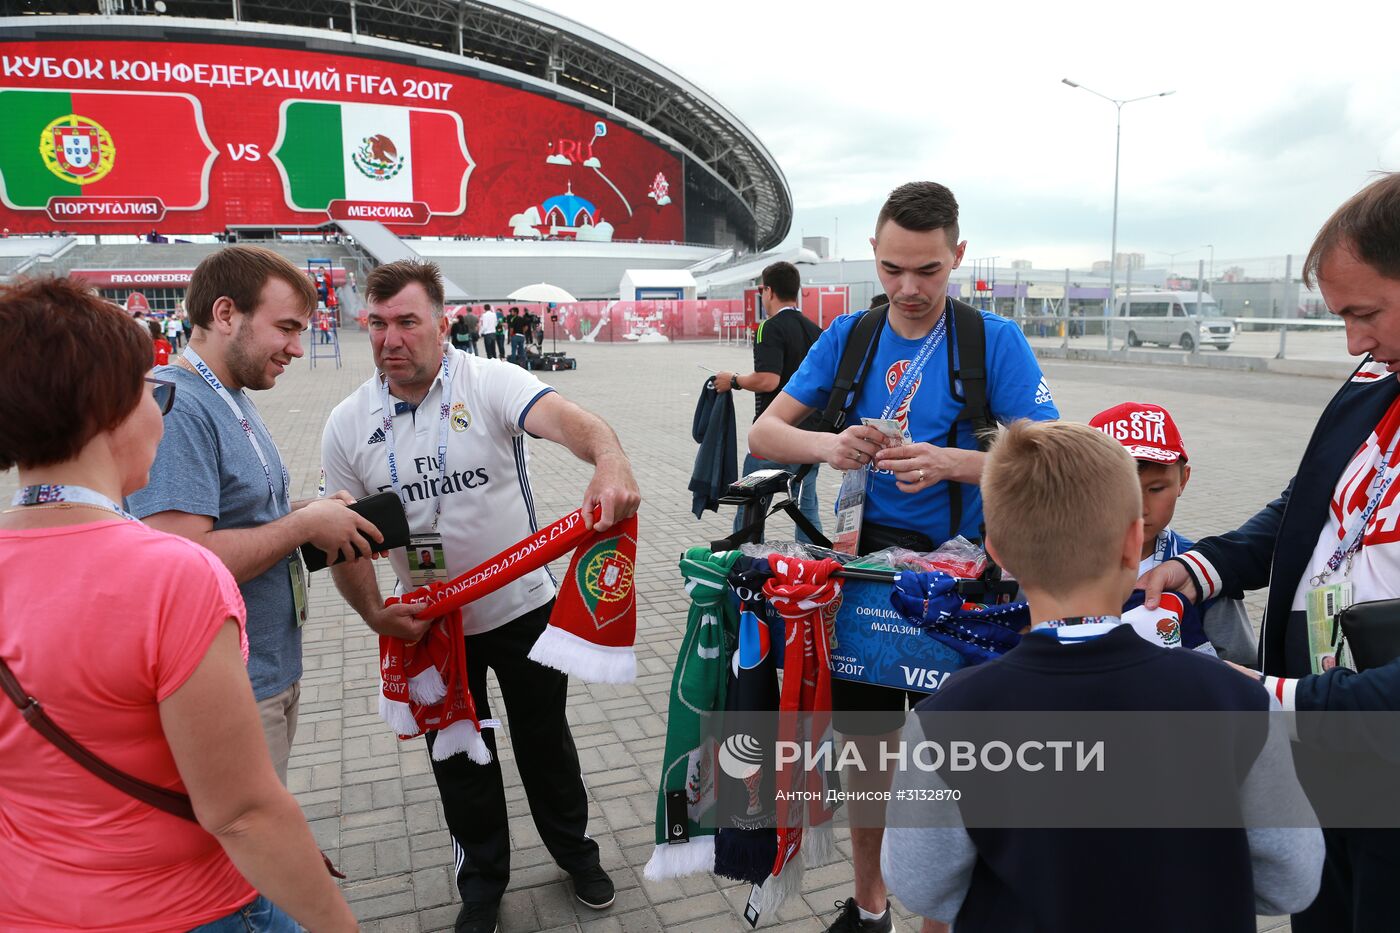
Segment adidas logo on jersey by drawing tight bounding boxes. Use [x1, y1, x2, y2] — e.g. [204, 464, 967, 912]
[1034, 378, 1054, 405]
[367, 427, 386, 445]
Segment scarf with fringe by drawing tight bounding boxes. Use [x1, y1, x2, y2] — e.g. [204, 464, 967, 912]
[753, 555, 843, 914]
[379, 508, 638, 763]
[644, 547, 741, 880]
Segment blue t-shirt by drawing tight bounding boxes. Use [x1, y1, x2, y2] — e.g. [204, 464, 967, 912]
[127, 364, 300, 701]
[783, 306, 1058, 542]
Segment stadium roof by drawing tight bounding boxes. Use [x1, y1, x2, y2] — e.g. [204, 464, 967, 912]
[9, 0, 793, 250]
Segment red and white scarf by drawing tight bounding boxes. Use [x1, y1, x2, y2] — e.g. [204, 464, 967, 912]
[756, 555, 842, 912]
[379, 508, 639, 762]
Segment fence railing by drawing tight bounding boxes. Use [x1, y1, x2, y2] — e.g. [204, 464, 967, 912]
[1010, 313, 1347, 362]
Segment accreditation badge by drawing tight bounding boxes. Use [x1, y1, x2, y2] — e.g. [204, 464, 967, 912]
[290, 555, 309, 628]
[408, 533, 449, 588]
[1305, 581, 1354, 674]
[831, 467, 869, 556]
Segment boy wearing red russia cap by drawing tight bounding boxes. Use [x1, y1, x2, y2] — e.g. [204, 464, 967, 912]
[1090, 401, 1257, 663]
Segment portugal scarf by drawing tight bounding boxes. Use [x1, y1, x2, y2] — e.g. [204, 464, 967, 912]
[644, 547, 742, 880]
[378, 508, 639, 760]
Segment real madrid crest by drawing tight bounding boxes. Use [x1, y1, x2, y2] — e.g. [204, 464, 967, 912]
[450, 402, 470, 432]
[40, 115, 115, 185]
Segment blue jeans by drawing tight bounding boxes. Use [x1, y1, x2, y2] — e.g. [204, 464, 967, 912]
[733, 453, 823, 545]
[511, 334, 527, 365]
[187, 896, 297, 932]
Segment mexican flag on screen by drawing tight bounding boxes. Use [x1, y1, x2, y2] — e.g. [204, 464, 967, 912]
[0, 89, 215, 208]
[273, 100, 472, 214]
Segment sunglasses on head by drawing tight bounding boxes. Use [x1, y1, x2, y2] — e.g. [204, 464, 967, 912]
[145, 376, 176, 415]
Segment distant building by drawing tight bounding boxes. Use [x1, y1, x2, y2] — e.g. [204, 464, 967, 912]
[1210, 279, 1303, 319]
[1092, 260, 1112, 275]
[802, 236, 831, 260]
[1114, 252, 1145, 272]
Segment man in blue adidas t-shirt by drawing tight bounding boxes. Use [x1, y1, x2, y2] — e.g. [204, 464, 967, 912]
[749, 181, 1058, 933]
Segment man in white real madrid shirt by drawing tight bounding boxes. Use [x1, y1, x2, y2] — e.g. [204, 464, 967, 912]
[321, 261, 640, 933]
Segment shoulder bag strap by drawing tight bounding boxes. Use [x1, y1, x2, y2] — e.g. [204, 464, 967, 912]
[0, 654, 197, 822]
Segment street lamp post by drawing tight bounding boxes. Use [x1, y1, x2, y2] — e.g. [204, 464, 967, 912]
[1062, 79, 1174, 349]
[1202, 243, 1215, 282]
[1156, 249, 1192, 276]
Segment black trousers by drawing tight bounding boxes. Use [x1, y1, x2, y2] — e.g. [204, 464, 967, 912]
[1292, 827, 1400, 933]
[424, 600, 600, 905]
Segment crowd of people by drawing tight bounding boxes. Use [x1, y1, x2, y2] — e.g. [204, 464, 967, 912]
[450, 304, 545, 366]
[2, 173, 1400, 933]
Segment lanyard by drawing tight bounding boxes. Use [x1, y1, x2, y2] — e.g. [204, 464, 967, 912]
[378, 355, 452, 532]
[1034, 615, 1120, 629]
[182, 347, 289, 509]
[1153, 530, 1171, 567]
[1313, 430, 1400, 586]
[1032, 615, 1120, 644]
[879, 299, 950, 420]
[11, 484, 138, 522]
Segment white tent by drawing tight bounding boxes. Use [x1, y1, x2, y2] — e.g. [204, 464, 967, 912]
[618, 268, 697, 301]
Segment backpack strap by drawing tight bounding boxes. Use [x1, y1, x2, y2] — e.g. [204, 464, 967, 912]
[944, 300, 993, 542]
[810, 306, 888, 435]
[788, 306, 887, 492]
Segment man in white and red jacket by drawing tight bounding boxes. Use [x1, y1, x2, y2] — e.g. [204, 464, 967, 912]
[1143, 172, 1400, 933]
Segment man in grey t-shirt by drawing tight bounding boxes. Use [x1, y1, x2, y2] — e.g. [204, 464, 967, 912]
[129, 245, 382, 781]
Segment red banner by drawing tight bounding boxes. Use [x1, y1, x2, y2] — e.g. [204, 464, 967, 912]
[71, 266, 347, 288]
[0, 38, 684, 242]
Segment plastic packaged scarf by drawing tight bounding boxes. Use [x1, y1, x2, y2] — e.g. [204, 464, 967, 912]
[890, 570, 1028, 663]
[754, 555, 843, 914]
[644, 547, 742, 880]
[380, 508, 638, 762]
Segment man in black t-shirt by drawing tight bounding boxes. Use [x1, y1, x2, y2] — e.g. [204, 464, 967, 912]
[507, 306, 531, 366]
[716, 261, 824, 542]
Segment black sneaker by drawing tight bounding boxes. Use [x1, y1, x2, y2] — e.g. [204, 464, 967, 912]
[454, 900, 499, 933]
[570, 863, 616, 909]
[825, 897, 895, 933]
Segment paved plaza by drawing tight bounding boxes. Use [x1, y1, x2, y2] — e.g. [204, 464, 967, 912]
[3, 328, 1348, 931]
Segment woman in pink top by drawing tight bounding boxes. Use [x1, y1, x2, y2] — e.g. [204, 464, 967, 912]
[0, 277, 358, 933]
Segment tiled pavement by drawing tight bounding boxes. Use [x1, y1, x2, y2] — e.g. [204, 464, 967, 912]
[4, 328, 1345, 931]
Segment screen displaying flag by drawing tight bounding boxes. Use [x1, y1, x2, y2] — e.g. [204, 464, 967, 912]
[0, 88, 215, 209]
[273, 100, 472, 214]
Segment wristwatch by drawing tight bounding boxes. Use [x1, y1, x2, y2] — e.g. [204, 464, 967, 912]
[732, 373, 743, 390]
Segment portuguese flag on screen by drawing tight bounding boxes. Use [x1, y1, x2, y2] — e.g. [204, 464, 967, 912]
[0, 89, 214, 208]
[273, 101, 472, 214]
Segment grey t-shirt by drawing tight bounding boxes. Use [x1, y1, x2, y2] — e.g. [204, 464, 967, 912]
[127, 364, 300, 701]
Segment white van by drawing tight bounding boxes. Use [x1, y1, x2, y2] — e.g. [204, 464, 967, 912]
[1113, 290, 1235, 351]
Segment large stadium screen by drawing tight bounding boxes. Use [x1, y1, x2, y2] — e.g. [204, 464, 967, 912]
[0, 38, 685, 240]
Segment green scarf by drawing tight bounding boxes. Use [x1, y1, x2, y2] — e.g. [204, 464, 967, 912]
[643, 547, 741, 879]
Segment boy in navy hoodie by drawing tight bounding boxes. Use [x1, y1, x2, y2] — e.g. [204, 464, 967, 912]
[881, 420, 1322, 932]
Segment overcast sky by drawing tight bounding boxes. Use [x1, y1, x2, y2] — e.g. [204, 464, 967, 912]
[529, 0, 1400, 271]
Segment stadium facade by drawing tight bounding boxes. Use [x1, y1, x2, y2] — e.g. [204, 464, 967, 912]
[0, 1, 791, 254]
